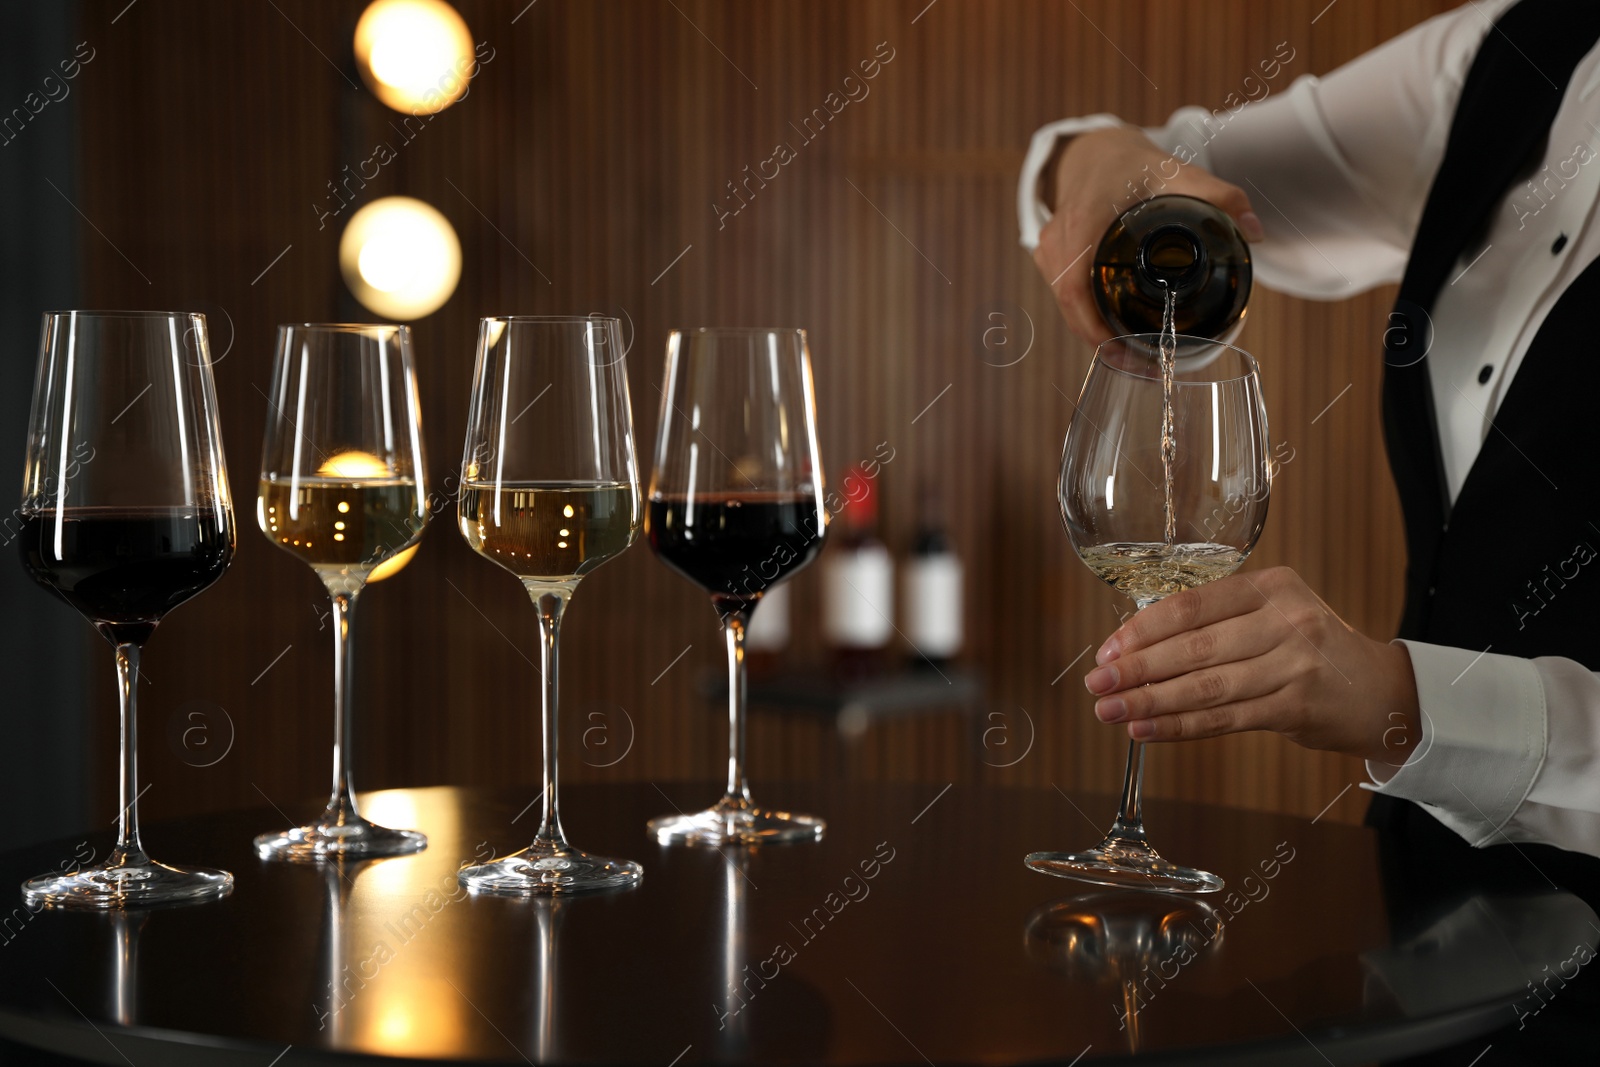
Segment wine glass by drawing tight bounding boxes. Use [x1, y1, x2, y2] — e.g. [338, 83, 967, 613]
[457, 316, 643, 894]
[1027, 333, 1269, 893]
[17, 311, 235, 908]
[645, 327, 827, 845]
[255, 324, 430, 860]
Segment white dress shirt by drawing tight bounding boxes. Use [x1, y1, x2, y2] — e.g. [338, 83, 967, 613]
[1019, 0, 1600, 858]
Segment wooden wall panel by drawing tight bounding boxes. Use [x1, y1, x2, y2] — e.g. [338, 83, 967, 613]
[58, 0, 1456, 833]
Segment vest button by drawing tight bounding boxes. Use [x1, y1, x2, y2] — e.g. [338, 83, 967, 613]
[1553, 233, 1569, 254]
[1477, 364, 1493, 384]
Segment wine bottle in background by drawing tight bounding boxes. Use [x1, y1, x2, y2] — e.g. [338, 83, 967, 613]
[744, 579, 790, 678]
[822, 465, 893, 681]
[1092, 194, 1252, 342]
[902, 484, 962, 670]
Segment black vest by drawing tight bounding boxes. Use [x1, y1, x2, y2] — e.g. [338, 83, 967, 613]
[1371, 3, 1600, 1061]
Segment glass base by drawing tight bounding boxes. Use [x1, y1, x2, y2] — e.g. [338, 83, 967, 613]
[459, 843, 642, 895]
[1025, 839, 1224, 895]
[648, 796, 825, 846]
[22, 858, 233, 910]
[255, 815, 427, 862]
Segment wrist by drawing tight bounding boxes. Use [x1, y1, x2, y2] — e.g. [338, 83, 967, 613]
[1367, 641, 1421, 765]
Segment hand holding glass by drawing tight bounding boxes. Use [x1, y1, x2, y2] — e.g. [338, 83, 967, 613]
[1027, 334, 1269, 893]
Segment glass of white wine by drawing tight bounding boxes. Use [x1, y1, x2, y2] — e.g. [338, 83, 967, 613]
[255, 323, 430, 860]
[456, 315, 643, 894]
[1027, 333, 1269, 894]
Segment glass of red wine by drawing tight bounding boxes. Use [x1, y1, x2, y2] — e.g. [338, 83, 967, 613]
[17, 311, 235, 908]
[456, 316, 644, 893]
[253, 324, 430, 860]
[646, 327, 827, 845]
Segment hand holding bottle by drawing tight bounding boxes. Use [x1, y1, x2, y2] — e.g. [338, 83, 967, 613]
[1033, 126, 1264, 344]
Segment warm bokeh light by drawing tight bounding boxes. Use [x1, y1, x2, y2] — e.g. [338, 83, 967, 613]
[367, 543, 419, 583]
[318, 450, 392, 480]
[353, 0, 475, 115]
[317, 450, 420, 582]
[339, 197, 461, 320]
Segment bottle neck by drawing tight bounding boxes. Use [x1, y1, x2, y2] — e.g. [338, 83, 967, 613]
[1137, 224, 1209, 299]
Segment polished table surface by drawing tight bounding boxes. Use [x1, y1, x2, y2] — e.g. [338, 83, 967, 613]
[0, 782, 1594, 1066]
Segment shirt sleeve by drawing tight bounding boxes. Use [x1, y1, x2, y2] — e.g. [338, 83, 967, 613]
[1363, 641, 1600, 859]
[1017, 0, 1513, 298]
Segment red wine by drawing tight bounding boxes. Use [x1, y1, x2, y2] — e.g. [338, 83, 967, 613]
[646, 493, 823, 616]
[18, 507, 234, 645]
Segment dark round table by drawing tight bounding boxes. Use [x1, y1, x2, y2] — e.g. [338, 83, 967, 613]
[0, 782, 1593, 1066]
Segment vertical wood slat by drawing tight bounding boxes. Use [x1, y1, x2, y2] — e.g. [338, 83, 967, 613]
[60, 0, 1450, 831]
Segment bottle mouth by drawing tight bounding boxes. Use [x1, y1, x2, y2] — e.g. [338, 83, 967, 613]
[1137, 225, 1208, 292]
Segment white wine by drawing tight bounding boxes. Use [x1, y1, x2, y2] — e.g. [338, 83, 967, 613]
[258, 476, 424, 581]
[458, 481, 637, 581]
[1159, 287, 1178, 546]
[1078, 541, 1245, 604]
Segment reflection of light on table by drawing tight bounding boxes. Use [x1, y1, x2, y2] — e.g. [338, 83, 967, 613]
[376, 1003, 414, 1044]
[356, 788, 464, 898]
[361, 976, 464, 1057]
[361, 791, 421, 840]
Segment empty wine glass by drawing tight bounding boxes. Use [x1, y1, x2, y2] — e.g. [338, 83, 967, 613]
[17, 311, 235, 908]
[457, 316, 643, 894]
[645, 327, 827, 845]
[1027, 333, 1269, 893]
[255, 324, 430, 860]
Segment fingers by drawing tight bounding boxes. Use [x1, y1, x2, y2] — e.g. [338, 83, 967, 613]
[1035, 217, 1111, 346]
[1093, 650, 1282, 726]
[1125, 693, 1283, 742]
[1085, 610, 1277, 693]
[1182, 172, 1264, 242]
[1097, 573, 1274, 663]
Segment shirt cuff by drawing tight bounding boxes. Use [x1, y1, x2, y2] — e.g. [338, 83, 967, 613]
[1016, 114, 1125, 250]
[1360, 639, 1547, 847]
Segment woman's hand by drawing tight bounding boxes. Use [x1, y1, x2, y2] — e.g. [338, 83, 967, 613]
[1082, 566, 1421, 766]
[1034, 125, 1264, 345]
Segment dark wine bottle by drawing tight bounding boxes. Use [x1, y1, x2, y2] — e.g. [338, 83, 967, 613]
[1092, 194, 1252, 341]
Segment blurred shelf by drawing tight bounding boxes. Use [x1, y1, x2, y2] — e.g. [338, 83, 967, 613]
[700, 665, 984, 739]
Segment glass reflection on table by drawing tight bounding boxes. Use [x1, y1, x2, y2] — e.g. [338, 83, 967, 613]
[307, 788, 474, 1058]
[1026, 891, 1221, 1051]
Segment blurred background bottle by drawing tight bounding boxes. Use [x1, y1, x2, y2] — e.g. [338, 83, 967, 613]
[822, 465, 893, 681]
[1092, 193, 1252, 342]
[744, 580, 789, 679]
[902, 483, 962, 670]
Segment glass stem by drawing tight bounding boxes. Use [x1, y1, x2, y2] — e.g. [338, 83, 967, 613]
[1108, 595, 1159, 845]
[1110, 740, 1147, 841]
[530, 585, 573, 851]
[325, 590, 362, 825]
[113, 642, 147, 864]
[722, 610, 752, 807]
